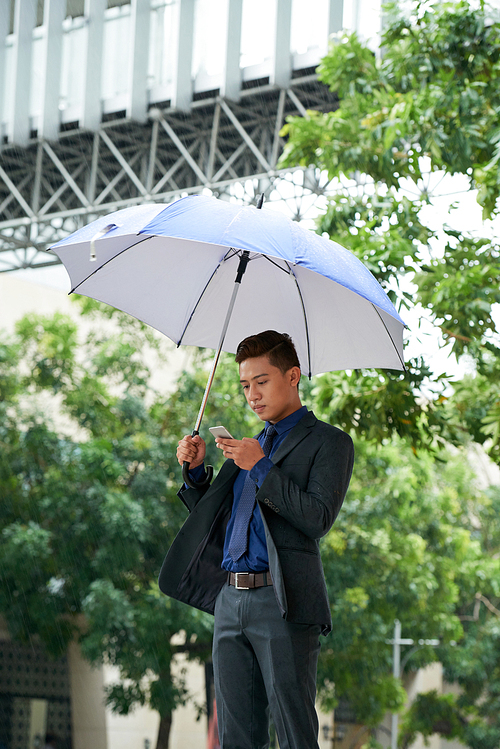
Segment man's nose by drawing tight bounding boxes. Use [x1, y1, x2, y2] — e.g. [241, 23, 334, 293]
[249, 386, 261, 402]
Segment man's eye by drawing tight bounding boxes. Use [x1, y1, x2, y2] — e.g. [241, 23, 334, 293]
[257, 381, 267, 385]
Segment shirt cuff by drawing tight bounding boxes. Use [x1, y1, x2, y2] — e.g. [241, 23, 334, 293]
[249, 457, 274, 488]
[184, 463, 207, 487]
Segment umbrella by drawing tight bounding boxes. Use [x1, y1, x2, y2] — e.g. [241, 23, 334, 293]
[50, 194, 406, 487]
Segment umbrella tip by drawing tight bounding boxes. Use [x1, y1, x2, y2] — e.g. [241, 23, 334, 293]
[256, 193, 265, 210]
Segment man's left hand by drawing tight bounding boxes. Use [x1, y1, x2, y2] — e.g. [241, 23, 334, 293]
[216, 437, 265, 470]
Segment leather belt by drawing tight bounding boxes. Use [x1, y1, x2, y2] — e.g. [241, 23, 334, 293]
[228, 571, 273, 589]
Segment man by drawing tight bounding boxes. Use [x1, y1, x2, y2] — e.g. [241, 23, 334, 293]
[159, 331, 354, 749]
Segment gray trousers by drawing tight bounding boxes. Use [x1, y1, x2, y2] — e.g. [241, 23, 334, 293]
[213, 582, 321, 749]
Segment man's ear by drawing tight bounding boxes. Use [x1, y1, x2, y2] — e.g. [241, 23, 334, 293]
[289, 366, 301, 387]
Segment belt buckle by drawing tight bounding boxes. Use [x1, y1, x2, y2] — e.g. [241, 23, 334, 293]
[234, 573, 250, 589]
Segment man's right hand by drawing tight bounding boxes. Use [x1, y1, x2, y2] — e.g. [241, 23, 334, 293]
[177, 434, 206, 469]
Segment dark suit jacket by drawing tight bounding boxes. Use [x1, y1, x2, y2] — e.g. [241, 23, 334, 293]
[158, 410, 354, 634]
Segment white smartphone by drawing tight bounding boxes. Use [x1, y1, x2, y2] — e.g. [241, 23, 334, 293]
[209, 425, 233, 440]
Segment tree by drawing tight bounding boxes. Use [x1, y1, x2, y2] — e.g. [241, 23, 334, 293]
[0, 304, 258, 749]
[280, 0, 500, 464]
[318, 437, 500, 742]
[279, 0, 500, 744]
[398, 483, 500, 749]
[2, 301, 500, 748]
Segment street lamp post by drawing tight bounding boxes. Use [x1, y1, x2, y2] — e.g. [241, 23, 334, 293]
[387, 620, 414, 749]
[386, 620, 440, 749]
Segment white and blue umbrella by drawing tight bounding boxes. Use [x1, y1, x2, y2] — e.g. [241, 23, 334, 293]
[50, 194, 406, 486]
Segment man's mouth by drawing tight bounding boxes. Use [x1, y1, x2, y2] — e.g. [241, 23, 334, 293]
[253, 405, 265, 412]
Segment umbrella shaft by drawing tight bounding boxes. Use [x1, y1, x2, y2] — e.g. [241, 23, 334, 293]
[194, 344, 224, 433]
[194, 251, 250, 432]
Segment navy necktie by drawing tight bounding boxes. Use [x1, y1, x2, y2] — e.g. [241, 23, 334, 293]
[228, 424, 277, 562]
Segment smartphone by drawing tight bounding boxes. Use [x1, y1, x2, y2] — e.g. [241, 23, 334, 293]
[209, 425, 233, 440]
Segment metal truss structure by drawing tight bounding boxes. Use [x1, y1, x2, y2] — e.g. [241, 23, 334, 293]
[0, 74, 339, 272]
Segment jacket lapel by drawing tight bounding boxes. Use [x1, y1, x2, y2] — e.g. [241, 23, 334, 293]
[270, 410, 317, 465]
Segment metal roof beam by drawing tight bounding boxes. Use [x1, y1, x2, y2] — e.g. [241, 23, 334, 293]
[99, 129, 148, 196]
[0, 75, 340, 270]
[128, 0, 150, 122]
[158, 115, 209, 185]
[38, 162, 87, 216]
[272, 0, 293, 88]
[221, 0, 243, 100]
[40, 0, 66, 140]
[152, 147, 199, 195]
[146, 118, 159, 193]
[82, 0, 107, 131]
[212, 140, 247, 182]
[10, 0, 37, 145]
[286, 88, 308, 119]
[171, 0, 195, 111]
[0, 174, 31, 215]
[219, 98, 272, 172]
[207, 100, 221, 181]
[271, 87, 286, 168]
[0, 163, 35, 217]
[94, 151, 142, 205]
[42, 141, 91, 207]
[97, 167, 126, 203]
[0, 0, 9, 137]
[328, 0, 344, 35]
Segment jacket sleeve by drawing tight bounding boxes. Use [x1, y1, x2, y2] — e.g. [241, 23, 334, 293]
[256, 429, 354, 539]
[177, 476, 210, 512]
[177, 458, 238, 512]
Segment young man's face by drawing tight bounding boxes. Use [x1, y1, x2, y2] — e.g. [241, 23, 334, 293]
[239, 355, 301, 424]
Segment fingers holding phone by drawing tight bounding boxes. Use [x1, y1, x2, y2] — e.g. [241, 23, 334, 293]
[215, 436, 265, 471]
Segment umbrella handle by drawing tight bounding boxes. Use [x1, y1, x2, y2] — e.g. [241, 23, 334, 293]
[182, 429, 214, 489]
[182, 461, 213, 489]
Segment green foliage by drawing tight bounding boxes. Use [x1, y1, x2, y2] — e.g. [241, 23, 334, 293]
[0, 303, 278, 745]
[282, 1, 500, 216]
[1, 301, 500, 747]
[311, 359, 448, 450]
[280, 0, 500, 467]
[0, 307, 216, 743]
[316, 192, 430, 306]
[399, 691, 468, 748]
[0, 339, 20, 403]
[279, 1, 500, 745]
[318, 438, 500, 728]
[416, 233, 500, 358]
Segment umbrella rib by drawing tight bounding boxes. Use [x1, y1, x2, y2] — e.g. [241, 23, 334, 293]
[371, 304, 407, 372]
[177, 248, 236, 347]
[262, 255, 293, 274]
[285, 261, 312, 379]
[68, 236, 153, 294]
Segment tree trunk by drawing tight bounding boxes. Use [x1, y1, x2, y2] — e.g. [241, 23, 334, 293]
[155, 712, 172, 749]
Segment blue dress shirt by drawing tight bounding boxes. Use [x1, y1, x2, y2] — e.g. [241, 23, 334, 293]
[222, 406, 308, 572]
[188, 407, 308, 571]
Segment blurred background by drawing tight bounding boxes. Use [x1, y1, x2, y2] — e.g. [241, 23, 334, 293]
[1, 1, 500, 748]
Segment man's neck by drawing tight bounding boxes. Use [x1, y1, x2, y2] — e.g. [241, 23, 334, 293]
[269, 402, 304, 425]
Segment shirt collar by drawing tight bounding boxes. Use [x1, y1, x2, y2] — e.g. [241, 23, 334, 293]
[266, 405, 308, 436]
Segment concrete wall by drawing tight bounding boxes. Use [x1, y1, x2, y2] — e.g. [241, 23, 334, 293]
[67, 642, 108, 749]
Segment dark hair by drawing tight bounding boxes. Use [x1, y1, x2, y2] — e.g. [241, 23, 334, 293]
[235, 331, 300, 375]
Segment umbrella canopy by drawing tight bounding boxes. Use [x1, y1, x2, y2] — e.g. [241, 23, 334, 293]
[51, 194, 405, 378]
